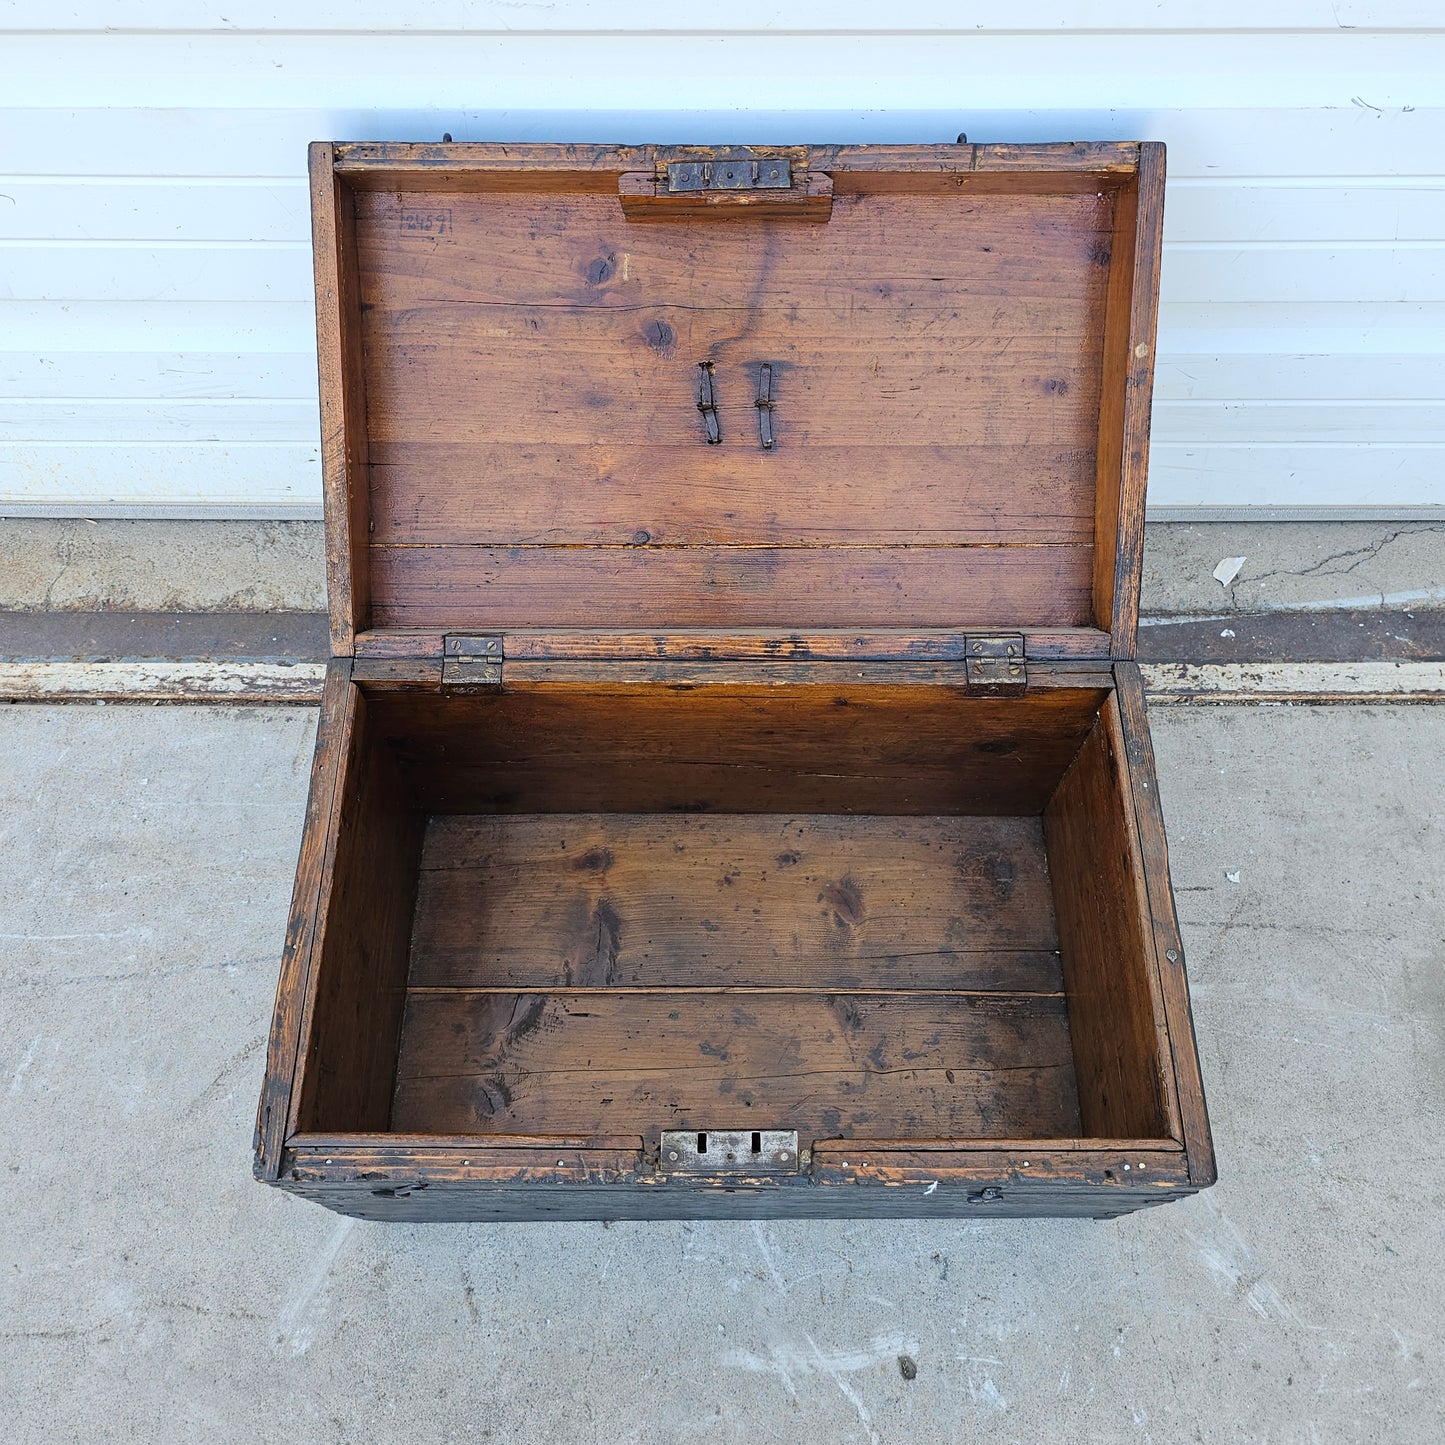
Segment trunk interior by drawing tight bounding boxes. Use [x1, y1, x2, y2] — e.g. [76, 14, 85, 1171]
[293, 677, 1180, 1155]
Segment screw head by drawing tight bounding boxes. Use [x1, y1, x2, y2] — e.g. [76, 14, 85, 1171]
[1166, 948, 1180, 963]
[668, 1151, 679, 1161]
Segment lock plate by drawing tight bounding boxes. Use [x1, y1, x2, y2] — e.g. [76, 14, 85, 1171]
[658, 1129, 800, 1174]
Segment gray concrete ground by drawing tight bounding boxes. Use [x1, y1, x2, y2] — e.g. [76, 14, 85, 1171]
[3, 517, 1444, 619]
[2, 700, 1441, 1443]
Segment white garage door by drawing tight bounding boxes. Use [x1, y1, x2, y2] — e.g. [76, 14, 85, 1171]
[1, 3, 1442, 518]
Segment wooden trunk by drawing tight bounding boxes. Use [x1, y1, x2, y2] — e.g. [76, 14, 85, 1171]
[255, 141, 1214, 1220]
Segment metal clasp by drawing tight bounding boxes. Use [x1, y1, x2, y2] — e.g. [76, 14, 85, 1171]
[755, 362, 775, 450]
[667, 158, 792, 193]
[697, 360, 721, 444]
[659, 1129, 799, 1174]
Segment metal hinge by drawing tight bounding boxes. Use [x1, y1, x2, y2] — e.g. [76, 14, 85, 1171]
[964, 633, 1027, 695]
[441, 634, 503, 691]
[658, 1129, 800, 1175]
[667, 157, 792, 193]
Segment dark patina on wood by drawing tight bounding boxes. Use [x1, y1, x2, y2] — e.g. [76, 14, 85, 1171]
[255, 140, 1214, 1221]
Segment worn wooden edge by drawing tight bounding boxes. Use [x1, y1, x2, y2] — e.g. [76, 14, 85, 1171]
[311, 143, 370, 654]
[253, 659, 355, 1180]
[1095, 141, 1164, 657]
[1100, 687, 1186, 1142]
[273, 665, 363, 1154]
[1113, 662, 1217, 1188]
[351, 627, 1116, 661]
[331, 140, 1142, 184]
[272, 1137, 1190, 1194]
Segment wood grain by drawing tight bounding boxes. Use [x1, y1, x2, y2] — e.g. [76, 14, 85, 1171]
[1093, 143, 1164, 655]
[309, 144, 370, 652]
[351, 626, 1116, 662]
[1043, 697, 1175, 1140]
[352, 182, 1111, 632]
[408, 813, 1062, 991]
[293, 688, 426, 1133]
[253, 658, 354, 1179]
[1112, 662, 1216, 1185]
[390, 989, 1081, 1140]
[367, 543, 1095, 632]
[367, 683, 1108, 815]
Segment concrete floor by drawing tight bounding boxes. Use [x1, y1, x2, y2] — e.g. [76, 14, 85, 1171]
[2, 700, 1442, 1443]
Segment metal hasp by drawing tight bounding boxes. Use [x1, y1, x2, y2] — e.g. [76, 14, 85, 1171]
[667, 158, 792, 192]
[696, 360, 721, 444]
[965, 633, 1027, 694]
[441, 634, 503, 691]
[755, 362, 775, 450]
[658, 1129, 800, 1174]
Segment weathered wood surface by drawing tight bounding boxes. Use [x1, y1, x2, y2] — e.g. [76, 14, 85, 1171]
[333, 141, 1143, 189]
[408, 813, 1061, 991]
[352, 182, 1112, 633]
[1043, 696, 1178, 1141]
[1113, 662, 1216, 1186]
[390, 989, 1081, 1140]
[1092, 141, 1164, 655]
[254, 659, 354, 1179]
[351, 627, 1115, 661]
[291, 688, 426, 1133]
[368, 684, 1107, 815]
[310, 143, 371, 651]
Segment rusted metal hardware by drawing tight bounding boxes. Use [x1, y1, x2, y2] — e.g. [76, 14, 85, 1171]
[964, 634, 1027, 695]
[755, 363, 775, 450]
[441, 634, 503, 691]
[658, 1129, 800, 1174]
[668, 158, 792, 193]
[697, 360, 721, 444]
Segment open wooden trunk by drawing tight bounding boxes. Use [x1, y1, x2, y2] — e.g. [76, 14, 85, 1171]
[255, 141, 1214, 1220]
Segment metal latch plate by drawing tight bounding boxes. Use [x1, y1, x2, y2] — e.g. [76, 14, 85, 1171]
[659, 1129, 799, 1174]
[667, 158, 792, 193]
[965, 633, 1027, 694]
[441, 634, 503, 690]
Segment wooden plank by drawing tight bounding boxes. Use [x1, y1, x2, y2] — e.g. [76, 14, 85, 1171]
[331, 140, 1139, 181]
[367, 683, 1107, 815]
[367, 543, 1096, 631]
[310, 144, 369, 652]
[292, 687, 427, 1132]
[390, 989, 1082, 1140]
[254, 658, 354, 1178]
[366, 445, 1099, 548]
[1042, 700, 1178, 1141]
[352, 627, 1116, 661]
[408, 813, 1062, 991]
[352, 179, 1112, 628]
[1094, 142, 1164, 656]
[1113, 662, 1216, 1186]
